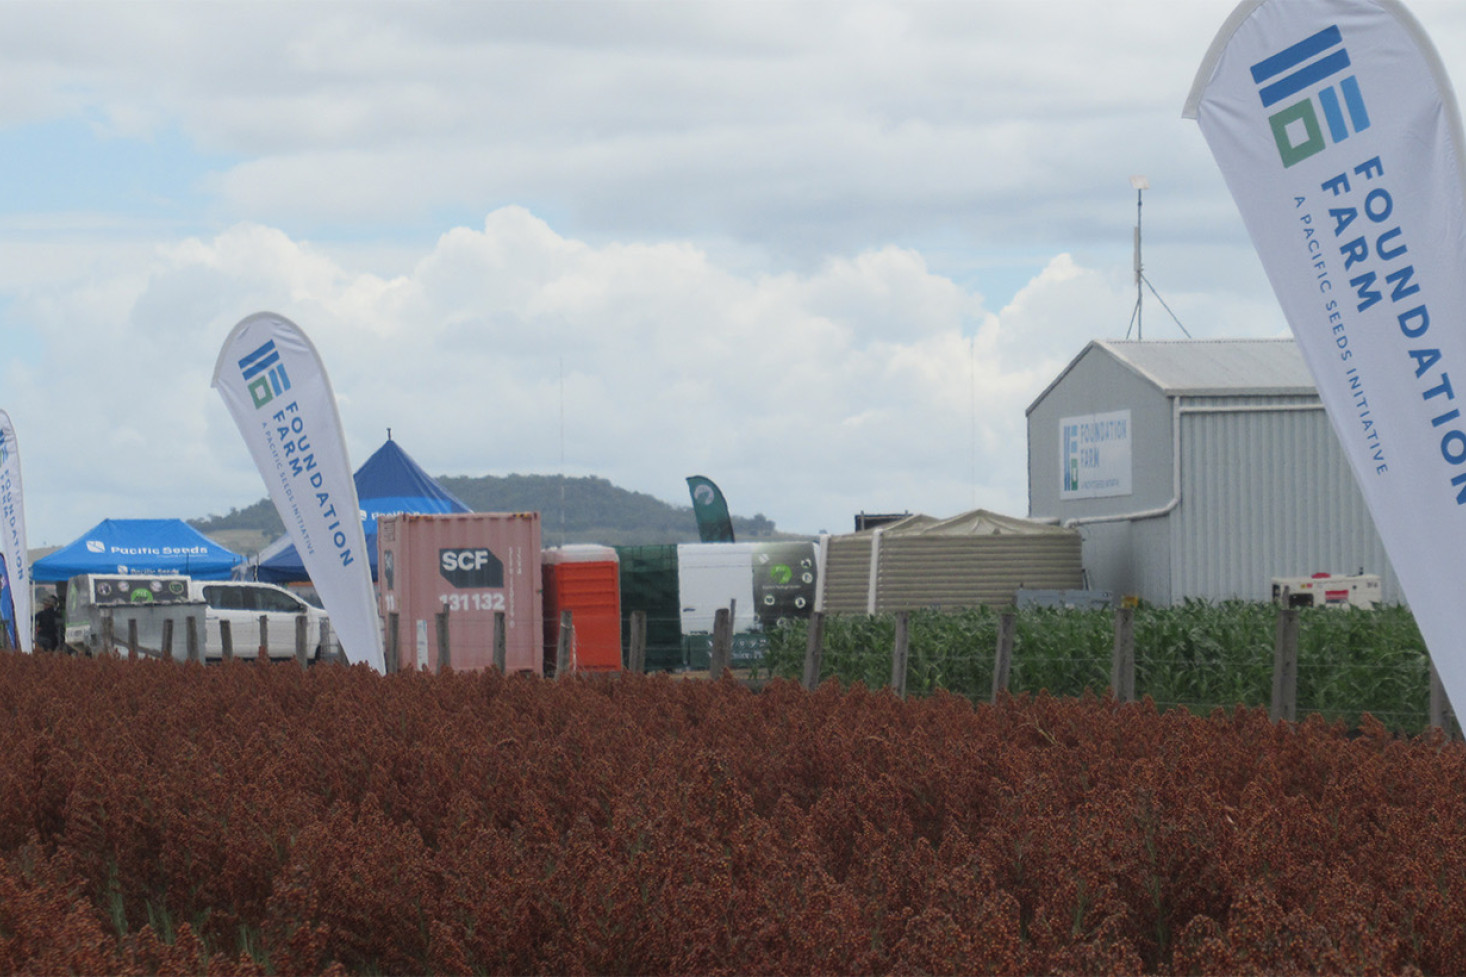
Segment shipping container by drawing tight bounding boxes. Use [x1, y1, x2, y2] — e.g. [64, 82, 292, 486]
[377, 512, 543, 674]
[542, 545, 622, 673]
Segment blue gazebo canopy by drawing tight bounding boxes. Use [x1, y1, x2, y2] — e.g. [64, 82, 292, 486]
[32, 518, 243, 583]
[255, 438, 470, 583]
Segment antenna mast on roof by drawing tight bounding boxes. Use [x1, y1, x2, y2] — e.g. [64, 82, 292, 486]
[1125, 175, 1191, 341]
[559, 356, 566, 548]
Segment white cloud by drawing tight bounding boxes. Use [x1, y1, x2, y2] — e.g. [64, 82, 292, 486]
[19, 0, 1466, 546]
[3, 0, 1276, 261]
[10, 207, 1210, 546]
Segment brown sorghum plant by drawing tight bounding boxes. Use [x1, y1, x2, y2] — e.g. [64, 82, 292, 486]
[0, 652, 1463, 974]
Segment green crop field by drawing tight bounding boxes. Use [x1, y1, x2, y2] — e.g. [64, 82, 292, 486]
[761, 601, 1437, 734]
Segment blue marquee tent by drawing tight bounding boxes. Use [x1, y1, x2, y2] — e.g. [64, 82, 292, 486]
[255, 438, 470, 583]
[31, 518, 244, 583]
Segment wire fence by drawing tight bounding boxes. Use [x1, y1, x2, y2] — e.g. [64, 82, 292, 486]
[64, 595, 1440, 734]
[740, 601, 1444, 735]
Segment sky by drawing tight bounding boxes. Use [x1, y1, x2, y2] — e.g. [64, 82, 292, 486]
[8, 0, 1466, 548]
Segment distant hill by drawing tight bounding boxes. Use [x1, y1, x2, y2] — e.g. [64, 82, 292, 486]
[189, 473, 799, 555]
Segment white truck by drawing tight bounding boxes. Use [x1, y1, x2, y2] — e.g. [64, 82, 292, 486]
[64, 574, 335, 662]
[63, 575, 204, 658]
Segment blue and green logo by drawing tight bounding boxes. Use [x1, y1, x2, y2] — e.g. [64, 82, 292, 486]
[1062, 422, 1080, 492]
[237, 340, 291, 409]
[1252, 24, 1370, 168]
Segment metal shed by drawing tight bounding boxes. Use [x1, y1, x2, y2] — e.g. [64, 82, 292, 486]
[817, 509, 1083, 614]
[1026, 338, 1398, 605]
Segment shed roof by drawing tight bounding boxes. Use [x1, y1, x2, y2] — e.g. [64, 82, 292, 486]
[1027, 338, 1318, 414]
[838, 508, 1074, 539]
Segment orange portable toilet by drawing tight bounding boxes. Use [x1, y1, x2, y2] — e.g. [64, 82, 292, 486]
[542, 545, 622, 673]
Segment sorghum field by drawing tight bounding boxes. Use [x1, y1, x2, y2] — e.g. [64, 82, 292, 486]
[2, 651, 1465, 975]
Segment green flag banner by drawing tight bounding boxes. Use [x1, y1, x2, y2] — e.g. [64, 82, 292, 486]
[686, 475, 735, 543]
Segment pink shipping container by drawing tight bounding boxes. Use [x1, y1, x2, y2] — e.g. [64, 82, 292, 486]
[377, 512, 544, 674]
[542, 544, 622, 674]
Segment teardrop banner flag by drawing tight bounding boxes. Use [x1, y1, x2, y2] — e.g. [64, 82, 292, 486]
[212, 313, 385, 671]
[0, 411, 31, 653]
[687, 475, 736, 543]
[1186, 0, 1466, 712]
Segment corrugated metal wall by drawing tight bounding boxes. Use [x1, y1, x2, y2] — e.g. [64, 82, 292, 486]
[821, 536, 873, 613]
[872, 536, 1082, 611]
[1028, 342, 1399, 606]
[1170, 403, 1397, 602]
[1075, 520, 1166, 603]
[820, 532, 1083, 614]
[1028, 352, 1177, 521]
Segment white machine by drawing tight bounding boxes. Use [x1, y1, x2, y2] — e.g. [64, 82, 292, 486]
[1271, 573, 1382, 609]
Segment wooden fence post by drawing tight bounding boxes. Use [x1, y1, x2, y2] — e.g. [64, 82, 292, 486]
[725, 599, 736, 673]
[319, 620, 333, 664]
[628, 610, 647, 674]
[186, 616, 201, 664]
[1111, 605, 1135, 702]
[556, 610, 574, 678]
[1272, 607, 1299, 722]
[101, 611, 115, 658]
[891, 610, 910, 698]
[258, 614, 269, 662]
[492, 611, 507, 673]
[992, 611, 1016, 704]
[127, 618, 138, 661]
[1430, 660, 1456, 739]
[436, 605, 451, 673]
[802, 611, 825, 691]
[709, 607, 732, 676]
[162, 618, 175, 662]
[386, 612, 400, 674]
[295, 615, 309, 668]
[220, 619, 234, 662]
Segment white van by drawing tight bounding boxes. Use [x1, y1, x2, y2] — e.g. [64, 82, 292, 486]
[185, 580, 334, 662]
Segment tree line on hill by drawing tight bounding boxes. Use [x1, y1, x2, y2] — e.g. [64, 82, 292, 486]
[189, 473, 791, 548]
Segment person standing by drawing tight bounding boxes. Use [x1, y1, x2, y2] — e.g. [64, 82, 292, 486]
[33, 595, 60, 652]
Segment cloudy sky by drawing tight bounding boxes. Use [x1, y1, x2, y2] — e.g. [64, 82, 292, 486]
[7, 0, 1466, 548]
